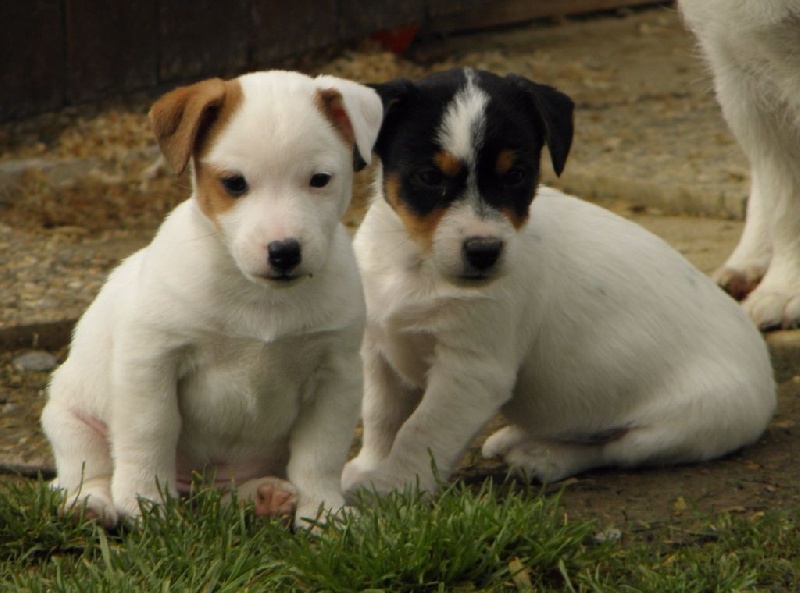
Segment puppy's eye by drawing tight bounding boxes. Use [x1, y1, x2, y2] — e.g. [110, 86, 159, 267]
[221, 175, 248, 196]
[414, 168, 445, 188]
[310, 173, 332, 188]
[502, 167, 528, 188]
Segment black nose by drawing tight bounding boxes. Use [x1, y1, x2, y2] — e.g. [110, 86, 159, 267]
[463, 237, 504, 271]
[267, 239, 302, 273]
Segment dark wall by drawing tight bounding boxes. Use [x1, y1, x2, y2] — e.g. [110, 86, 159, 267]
[0, 0, 484, 122]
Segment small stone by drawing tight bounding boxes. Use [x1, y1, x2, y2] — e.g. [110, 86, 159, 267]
[13, 351, 58, 372]
[592, 528, 622, 544]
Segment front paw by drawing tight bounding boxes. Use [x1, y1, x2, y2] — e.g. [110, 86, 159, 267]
[294, 492, 347, 531]
[713, 265, 765, 302]
[341, 455, 379, 494]
[229, 477, 298, 519]
[743, 283, 800, 331]
[58, 480, 118, 529]
[342, 461, 436, 503]
[111, 480, 173, 521]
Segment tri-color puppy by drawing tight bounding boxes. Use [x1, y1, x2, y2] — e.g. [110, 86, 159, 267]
[342, 68, 776, 497]
[42, 70, 383, 527]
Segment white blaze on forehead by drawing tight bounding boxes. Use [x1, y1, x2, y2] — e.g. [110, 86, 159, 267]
[435, 70, 489, 165]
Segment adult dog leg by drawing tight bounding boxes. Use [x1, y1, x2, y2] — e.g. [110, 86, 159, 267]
[702, 32, 800, 328]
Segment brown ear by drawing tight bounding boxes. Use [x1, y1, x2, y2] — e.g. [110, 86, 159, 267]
[316, 88, 363, 170]
[149, 78, 228, 175]
[314, 81, 383, 172]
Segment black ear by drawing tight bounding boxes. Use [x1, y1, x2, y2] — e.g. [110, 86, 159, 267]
[367, 78, 416, 157]
[506, 74, 575, 176]
[368, 78, 415, 113]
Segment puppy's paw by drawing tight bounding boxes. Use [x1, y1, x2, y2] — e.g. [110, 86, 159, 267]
[743, 283, 800, 331]
[341, 456, 379, 494]
[342, 462, 435, 503]
[294, 493, 348, 531]
[61, 484, 118, 529]
[111, 484, 170, 523]
[503, 440, 601, 484]
[231, 477, 298, 519]
[482, 425, 528, 459]
[712, 265, 765, 302]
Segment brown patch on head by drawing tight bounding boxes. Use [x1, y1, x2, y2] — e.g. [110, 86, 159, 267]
[495, 149, 516, 175]
[315, 88, 355, 146]
[433, 150, 461, 177]
[149, 77, 243, 176]
[195, 165, 240, 228]
[384, 172, 445, 253]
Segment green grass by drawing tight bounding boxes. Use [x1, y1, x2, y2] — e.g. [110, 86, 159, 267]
[0, 477, 797, 592]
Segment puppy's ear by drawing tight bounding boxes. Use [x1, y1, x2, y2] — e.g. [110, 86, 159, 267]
[368, 78, 416, 157]
[506, 74, 574, 176]
[369, 78, 415, 112]
[149, 78, 230, 176]
[314, 76, 384, 172]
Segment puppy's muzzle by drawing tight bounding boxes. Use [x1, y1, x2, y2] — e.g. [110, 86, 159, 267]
[463, 236, 504, 274]
[267, 238, 302, 277]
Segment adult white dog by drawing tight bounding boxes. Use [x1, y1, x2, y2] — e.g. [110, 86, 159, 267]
[680, 0, 800, 330]
[342, 68, 776, 498]
[42, 70, 383, 527]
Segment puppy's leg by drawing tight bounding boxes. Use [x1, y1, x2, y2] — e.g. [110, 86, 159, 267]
[342, 342, 422, 493]
[344, 347, 515, 496]
[485, 426, 698, 483]
[41, 396, 117, 527]
[286, 343, 363, 527]
[223, 477, 297, 519]
[109, 352, 181, 518]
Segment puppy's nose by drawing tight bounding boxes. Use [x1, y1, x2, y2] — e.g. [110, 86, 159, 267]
[463, 237, 504, 271]
[267, 239, 302, 273]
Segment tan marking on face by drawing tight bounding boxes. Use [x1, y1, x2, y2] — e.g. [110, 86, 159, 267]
[433, 150, 461, 177]
[501, 205, 529, 230]
[315, 88, 355, 146]
[495, 149, 516, 175]
[189, 79, 244, 226]
[195, 165, 240, 229]
[385, 172, 445, 253]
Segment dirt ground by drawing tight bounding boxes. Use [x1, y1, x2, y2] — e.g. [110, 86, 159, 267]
[1, 5, 798, 537]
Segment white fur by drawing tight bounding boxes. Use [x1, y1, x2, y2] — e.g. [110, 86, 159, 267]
[343, 184, 776, 495]
[436, 69, 488, 166]
[42, 71, 382, 527]
[680, 0, 800, 329]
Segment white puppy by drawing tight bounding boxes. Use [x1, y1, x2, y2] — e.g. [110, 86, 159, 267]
[680, 0, 800, 330]
[42, 70, 383, 527]
[342, 68, 776, 497]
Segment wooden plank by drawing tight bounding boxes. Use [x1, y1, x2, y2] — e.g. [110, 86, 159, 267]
[426, 0, 492, 19]
[0, 0, 64, 120]
[250, 0, 338, 64]
[425, 0, 668, 34]
[158, 0, 249, 83]
[65, 0, 158, 103]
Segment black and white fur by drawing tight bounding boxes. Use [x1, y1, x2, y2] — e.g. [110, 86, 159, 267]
[342, 68, 776, 497]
